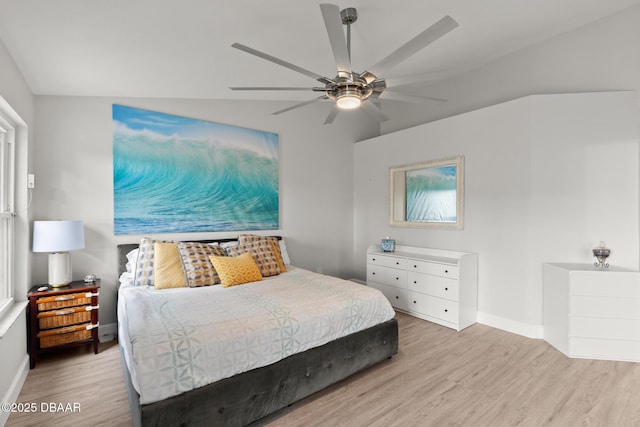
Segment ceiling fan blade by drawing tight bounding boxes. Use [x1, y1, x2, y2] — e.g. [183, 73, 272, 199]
[366, 15, 458, 78]
[232, 43, 334, 85]
[324, 107, 339, 125]
[320, 3, 352, 75]
[361, 101, 389, 122]
[230, 86, 326, 92]
[385, 64, 484, 88]
[385, 71, 454, 88]
[379, 91, 446, 103]
[272, 96, 329, 115]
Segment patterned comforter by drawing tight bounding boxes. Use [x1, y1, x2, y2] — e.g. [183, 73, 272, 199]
[117, 267, 395, 404]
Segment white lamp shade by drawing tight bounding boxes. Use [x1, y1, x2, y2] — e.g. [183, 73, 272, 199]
[33, 220, 85, 253]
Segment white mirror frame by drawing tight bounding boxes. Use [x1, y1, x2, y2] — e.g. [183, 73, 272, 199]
[389, 155, 464, 229]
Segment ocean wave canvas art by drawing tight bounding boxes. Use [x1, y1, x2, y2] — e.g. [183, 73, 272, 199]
[406, 165, 457, 223]
[113, 105, 279, 235]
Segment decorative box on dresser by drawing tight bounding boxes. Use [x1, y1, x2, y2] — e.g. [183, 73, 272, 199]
[543, 263, 640, 362]
[367, 245, 478, 331]
[27, 281, 100, 368]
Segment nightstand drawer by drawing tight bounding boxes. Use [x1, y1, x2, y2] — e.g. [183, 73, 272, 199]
[38, 323, 98, 348]
[38, 305, 98, 330]
[37, 291, 98, 311]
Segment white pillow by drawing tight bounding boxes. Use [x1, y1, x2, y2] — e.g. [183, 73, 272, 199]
[279, 239, 291, 265]
[125, 248, 139, 273]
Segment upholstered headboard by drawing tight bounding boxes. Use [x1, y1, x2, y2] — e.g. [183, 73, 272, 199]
[116, 236, 282, 279]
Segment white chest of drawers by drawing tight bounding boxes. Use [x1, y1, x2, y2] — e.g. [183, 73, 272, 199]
[366, 245, 478, 331]
[543, 263, 640, 362]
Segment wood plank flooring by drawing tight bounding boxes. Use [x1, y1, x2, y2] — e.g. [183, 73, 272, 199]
[8, 313, 640, 426]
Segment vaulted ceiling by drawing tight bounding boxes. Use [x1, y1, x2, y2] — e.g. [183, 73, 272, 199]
[1, 0, 639, 103]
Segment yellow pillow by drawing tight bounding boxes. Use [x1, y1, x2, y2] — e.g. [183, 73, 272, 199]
[209, 252, 262, 288]
[153, 242, 187, 289]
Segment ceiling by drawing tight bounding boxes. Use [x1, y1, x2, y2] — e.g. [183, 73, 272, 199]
[1, 0, 639, 102]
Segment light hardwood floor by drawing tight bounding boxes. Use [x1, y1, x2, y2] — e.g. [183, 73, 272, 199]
[8, 313, 640, 426]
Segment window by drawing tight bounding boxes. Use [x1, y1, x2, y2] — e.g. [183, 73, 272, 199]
[0, 111, 15, 316]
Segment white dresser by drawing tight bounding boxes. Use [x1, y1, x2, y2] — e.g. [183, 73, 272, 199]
[543, 263, 640, 362]
[366, 245, 478, 331]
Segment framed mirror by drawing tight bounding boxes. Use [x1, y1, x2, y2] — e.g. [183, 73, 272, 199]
[390, 156, 464, 229]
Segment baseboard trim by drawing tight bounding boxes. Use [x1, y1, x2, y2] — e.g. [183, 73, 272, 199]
[99, 322, 117, 343]
[477, 311, 543, 339]
[0, 354, 29, 426]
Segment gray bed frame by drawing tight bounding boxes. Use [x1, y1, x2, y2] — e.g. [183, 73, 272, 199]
[117, 240, 399, 427]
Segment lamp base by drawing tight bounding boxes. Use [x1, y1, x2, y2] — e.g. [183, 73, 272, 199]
[49, 252, 72, 287]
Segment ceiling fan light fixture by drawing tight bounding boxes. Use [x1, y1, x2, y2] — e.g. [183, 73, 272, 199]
[332, 84, 365, 109]
[336, 93, 362, 109]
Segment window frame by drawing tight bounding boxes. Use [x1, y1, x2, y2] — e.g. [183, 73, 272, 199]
[0, 109, 16, 318]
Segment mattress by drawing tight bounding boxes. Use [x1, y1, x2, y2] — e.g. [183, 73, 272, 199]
[117, 267, 395, 404]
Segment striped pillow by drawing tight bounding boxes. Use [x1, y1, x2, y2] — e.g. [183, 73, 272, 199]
[177, 242, 226, 287]
[237, 235, 287, 273]
[134, 238, 172, 287]
[224, 240, 281, 277]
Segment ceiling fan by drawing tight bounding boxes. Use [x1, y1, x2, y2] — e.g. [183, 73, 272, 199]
[230, 4, 458, 124]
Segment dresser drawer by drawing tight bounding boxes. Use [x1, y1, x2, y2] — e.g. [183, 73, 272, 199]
[570, 295, 640, 318]
[569, 337, 640, 361]
[367, 254, 406, 269]
[367, 265, 407, 288]
[570, 316, 640, 340]
[368, 282, 408, 311]
[408, 272, 458, 301]
[409, 259, 459, 279]
[570, 272, 640, 297]
[37, 291, 98, 311]
[408, 292, 458, 323]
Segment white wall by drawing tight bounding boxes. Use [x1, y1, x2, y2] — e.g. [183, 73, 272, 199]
[354, 91, 639, 337]
[380, 4, 640, 134]
[0, 38, 34, 426]
[32, 96, 379, 333]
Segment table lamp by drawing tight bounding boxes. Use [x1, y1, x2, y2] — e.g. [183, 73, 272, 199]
[33, 220, 85, 287]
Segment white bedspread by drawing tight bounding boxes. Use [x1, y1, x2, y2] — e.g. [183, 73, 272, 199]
[118, 267, 395, 404]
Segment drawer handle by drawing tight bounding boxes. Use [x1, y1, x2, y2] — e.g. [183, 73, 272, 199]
[54, 295, 75, 301]
[396, 262, 400, 265]
[414, 265, 417, 268]
[55, 310, 74, 316]
[395, 296, 399, 299]
[444, 270, 449, 274]
[444, 309, 448, 313]
[445, 287, 448, 291]
[372, 272, 376, 275]
[413, 300, 417, 304]
[414, 281, 417, 284]
[395, 277, 399, 280]
[372, 258, 376, 261]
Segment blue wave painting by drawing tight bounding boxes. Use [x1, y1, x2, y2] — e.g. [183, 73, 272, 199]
[406, 165, 457, 223]
[113, 104, 279, 235]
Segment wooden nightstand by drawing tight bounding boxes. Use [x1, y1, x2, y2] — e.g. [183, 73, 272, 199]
[27, 280, 100, 369]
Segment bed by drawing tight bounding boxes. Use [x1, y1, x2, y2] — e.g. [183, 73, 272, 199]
[117, 237, 398, 426]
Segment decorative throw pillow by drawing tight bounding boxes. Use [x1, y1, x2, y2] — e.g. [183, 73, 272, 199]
[236, 234, 287, 273]
[209, 253, 262, 288]
[177, 241, 226, 287]
[225, 240, 281, 277]
[134, 238, 172, 286]
[153, 242, 187, 289]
